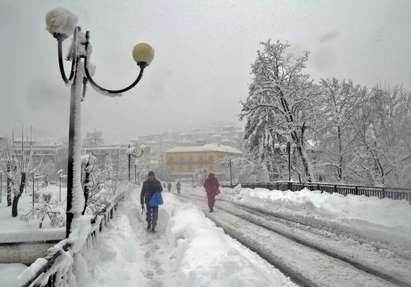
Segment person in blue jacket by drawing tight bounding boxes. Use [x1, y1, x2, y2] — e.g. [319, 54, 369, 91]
[140, 171, 163, 232]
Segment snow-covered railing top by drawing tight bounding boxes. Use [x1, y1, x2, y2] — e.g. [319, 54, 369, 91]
[249, 181, 411, 192]
[227, 181, 411, 204]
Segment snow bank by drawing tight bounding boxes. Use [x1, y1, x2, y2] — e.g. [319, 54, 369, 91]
[82, 190, 294, 287]
[226, 187, 411, 231]
[163, 194, 294, 287]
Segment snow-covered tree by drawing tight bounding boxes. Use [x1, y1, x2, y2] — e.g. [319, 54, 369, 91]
[240, 40, 318, 181]
[103, 154, 114, 181]
[5, 158, 17, 207]
[81, 153, 97, 214]
[316, 78, 365, 182]
[15, 148, 44, 217]
[349, 85, 411, 186]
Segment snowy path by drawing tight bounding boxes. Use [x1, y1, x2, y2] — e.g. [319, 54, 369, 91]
[80, 190, 296, 287]
[179, 193, 411, 287]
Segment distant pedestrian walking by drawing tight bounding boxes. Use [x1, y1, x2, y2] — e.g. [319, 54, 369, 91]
[140, 171, 163, 232]
[167, 182, 172, 192]
[176, 181, 181, 194]
[203, 173, 220, 212]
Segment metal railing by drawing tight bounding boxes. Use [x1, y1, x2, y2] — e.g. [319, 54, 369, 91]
[19, 185, 127, 287]
[223, 181, 411, 204]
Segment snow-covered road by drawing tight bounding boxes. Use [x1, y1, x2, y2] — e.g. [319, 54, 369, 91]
[178, 191, 411, 287]
[79, 190, 296, 287]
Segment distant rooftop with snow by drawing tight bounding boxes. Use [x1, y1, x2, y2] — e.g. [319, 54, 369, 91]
[166, 144, 242, 154]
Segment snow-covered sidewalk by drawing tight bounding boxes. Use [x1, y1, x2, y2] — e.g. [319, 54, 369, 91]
[80, 190, 296, 287]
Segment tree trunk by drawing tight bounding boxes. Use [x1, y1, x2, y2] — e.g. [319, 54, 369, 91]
[12, 172, 26, 217]
[6, 162, 12, 206]
[82, 165, 91, 215]
[296, 144, 312, 182]
[11, 194, 20, 217]
[7, 177, 12, 207]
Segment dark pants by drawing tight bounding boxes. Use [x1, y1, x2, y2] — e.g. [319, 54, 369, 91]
[146, 206, 159, 228]
[207, 193, 216, 210]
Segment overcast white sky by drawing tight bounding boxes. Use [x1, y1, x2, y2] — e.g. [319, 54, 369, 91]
[1, 0, 410, 143]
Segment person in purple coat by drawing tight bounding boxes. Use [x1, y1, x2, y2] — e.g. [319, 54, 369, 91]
[203, 173, 220, 212]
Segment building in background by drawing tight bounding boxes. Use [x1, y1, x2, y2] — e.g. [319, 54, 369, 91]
[165, 144, 242, 181]
[11, 140, 65, 176]
[134, 122, 243, 170]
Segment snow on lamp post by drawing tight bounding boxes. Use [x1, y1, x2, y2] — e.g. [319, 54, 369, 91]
[45, 8, 154, 238]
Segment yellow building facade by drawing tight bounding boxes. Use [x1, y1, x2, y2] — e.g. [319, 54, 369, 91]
[165, 144, 241, 179]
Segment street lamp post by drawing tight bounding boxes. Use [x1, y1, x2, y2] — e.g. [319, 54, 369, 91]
[127, 144, 145, 184]
[287, 142, 291, 181]
[59, 175, 62, 202]
[128, 145, 132, 182]
[228, 159, 233, 186]
[134, 162, 137, 184]
[46, 8, 154, 238]
[287, 142, 292, 190]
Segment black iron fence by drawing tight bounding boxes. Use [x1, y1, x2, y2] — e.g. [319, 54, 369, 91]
[19, 185, 127, 287]
[223, 181, 411, 205]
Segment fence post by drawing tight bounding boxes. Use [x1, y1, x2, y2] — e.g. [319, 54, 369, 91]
[59, 176, 62, 202]
[355, 186, 358, 195]
[333, 185, 337, 194]
[32, 175, 35, 210]
[288, 181, 292, 191]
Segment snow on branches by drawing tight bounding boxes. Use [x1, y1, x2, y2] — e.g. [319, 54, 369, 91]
[241, 40, 411, 187]
[241, 40, 317, 182]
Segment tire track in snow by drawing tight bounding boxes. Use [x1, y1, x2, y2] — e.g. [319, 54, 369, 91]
[178, 193, 408, 287]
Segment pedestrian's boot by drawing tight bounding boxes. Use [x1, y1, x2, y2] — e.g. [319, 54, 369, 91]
[209, 207, 213, 213]
[147, 223, 151, 231]
[151, 225, 156, 233]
